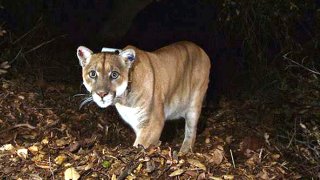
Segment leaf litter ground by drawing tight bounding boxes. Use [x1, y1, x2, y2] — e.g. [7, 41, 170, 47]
[0, 76, 305, 179]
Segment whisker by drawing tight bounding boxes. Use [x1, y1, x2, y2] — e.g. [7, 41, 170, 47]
[73, 93, 88, 97]
[79, 96, 93, 110]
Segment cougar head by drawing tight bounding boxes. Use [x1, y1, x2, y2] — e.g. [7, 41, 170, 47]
[77, 46, 135, 108]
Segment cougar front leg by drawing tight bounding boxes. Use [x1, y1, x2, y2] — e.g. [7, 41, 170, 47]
[133, 108, 165, 148]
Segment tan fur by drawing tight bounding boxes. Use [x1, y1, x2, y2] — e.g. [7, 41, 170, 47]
[77, 41, 210, 153]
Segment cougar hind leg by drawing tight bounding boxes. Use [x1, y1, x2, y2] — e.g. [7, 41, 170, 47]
[180, 109, 201, 153]
[180, 87, 208, 153]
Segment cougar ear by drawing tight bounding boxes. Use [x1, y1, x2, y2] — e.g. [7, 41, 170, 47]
[119, 49, 135, 68]
[77, 46, 93, 67]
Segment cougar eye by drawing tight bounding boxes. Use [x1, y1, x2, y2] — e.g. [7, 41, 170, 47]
[89, 70, 97, 78]
[110, 71, 119, 79]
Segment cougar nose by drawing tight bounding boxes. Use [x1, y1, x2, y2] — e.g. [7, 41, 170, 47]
[97, 91, 108, 98]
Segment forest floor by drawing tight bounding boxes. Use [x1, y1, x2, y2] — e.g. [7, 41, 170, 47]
[1, 73, 317, 179]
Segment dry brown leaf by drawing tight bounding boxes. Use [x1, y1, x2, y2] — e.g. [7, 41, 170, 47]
[184, 170, 197, 177]
[169, 168, 185, 177]
[31, 154, 44, 162]
[41, 138, 49, 145]
[208, 145, 224, 165]
[64, 167, 80, 180]
[271, 154, 280, 160]
[28, 145, 39, 154]
[240, 136, 264, 152]
[17, 148, 28, 159]
[0, 144, 14, 151]
[55, 154, 67, 165]
[256, 169, 269, 180]
[197, 172, 206, 179]
[225, 136, 233, 144]
[187, 159, 206, 171]
[111, 174, 117, 180]
[209, 176, 222, 180]
[35, 161, 51, 169]
[145, 160, 155, 173]
[56, 138, 69, 147]
[222, 175, 234, 180]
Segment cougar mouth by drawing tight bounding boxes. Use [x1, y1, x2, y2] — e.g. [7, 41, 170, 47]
[92, 91, 115, 108]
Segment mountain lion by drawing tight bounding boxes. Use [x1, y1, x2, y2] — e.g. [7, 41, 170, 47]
[77, 41, 210, 153]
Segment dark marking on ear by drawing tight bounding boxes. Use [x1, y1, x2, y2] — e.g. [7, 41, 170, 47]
[128, 55, 135, 61]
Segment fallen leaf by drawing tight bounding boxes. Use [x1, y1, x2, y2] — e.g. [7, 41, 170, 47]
[55, 154, 67, 165]
[56, 138, 69, 147]
[208, 145, 224, 165]
[184, 170, 197, 177]
[31, 154, 44, 162]
[240, 136, 264, 152]
[271, 154, 280, 160]
[205, 137, 211, 144]
[111, 174, 117, 180]
[68, 141, 80, 152]
[0, 144, 14, 151]
[197, 172, 206, 180]
[187, 159, 206, 171]
[29, 173, 42, 180]
[135, 163, 143, 172]
[41, 138, 49, 145]
[17, 148, 28, 159]
[28, 145, 39, 154]
[256, 169, 269, 179]
[64, 167, 80, 180]
[145, 160, 155, 173]
[209, 176, 222, 180]
[35, 161, 51, 169]
[169, 168, 185, 177]
[102, 160, 111, 168]
[84, 163, 93, 171]
[225, 136, 233, 144]
[222, 175, 234, 179]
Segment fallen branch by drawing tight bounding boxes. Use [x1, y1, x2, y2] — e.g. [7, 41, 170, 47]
[24, 34, 66, 54]
[12, 23, 41, 44]
[9, 48, 23, 64]
[283, 53, 320, 76]
[0, 123, 36, 134]
[12, 123, 36, 129]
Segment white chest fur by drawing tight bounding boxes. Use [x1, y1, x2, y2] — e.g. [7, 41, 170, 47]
[115, 103, 143, 133]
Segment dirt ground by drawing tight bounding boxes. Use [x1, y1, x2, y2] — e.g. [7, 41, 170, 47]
[0, 74, 309, 179]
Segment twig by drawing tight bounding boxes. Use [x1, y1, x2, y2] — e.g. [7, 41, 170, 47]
[48, 153, 55, 180]
[0, 123, 36, 134]
[12, 123, 36, 129]
[24, 34, 66, 54]
[259, 148, 263, 160]
[9, 48, 23, 64]
[117, 160, 141, 180]
[12, 24, 40, 44]
[230, 149, 236, 168]
[283, 53, 320, 76]
[287, 118, 297, 148]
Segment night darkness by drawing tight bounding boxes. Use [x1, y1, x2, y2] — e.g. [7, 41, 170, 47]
[0, 0, 320, 178]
